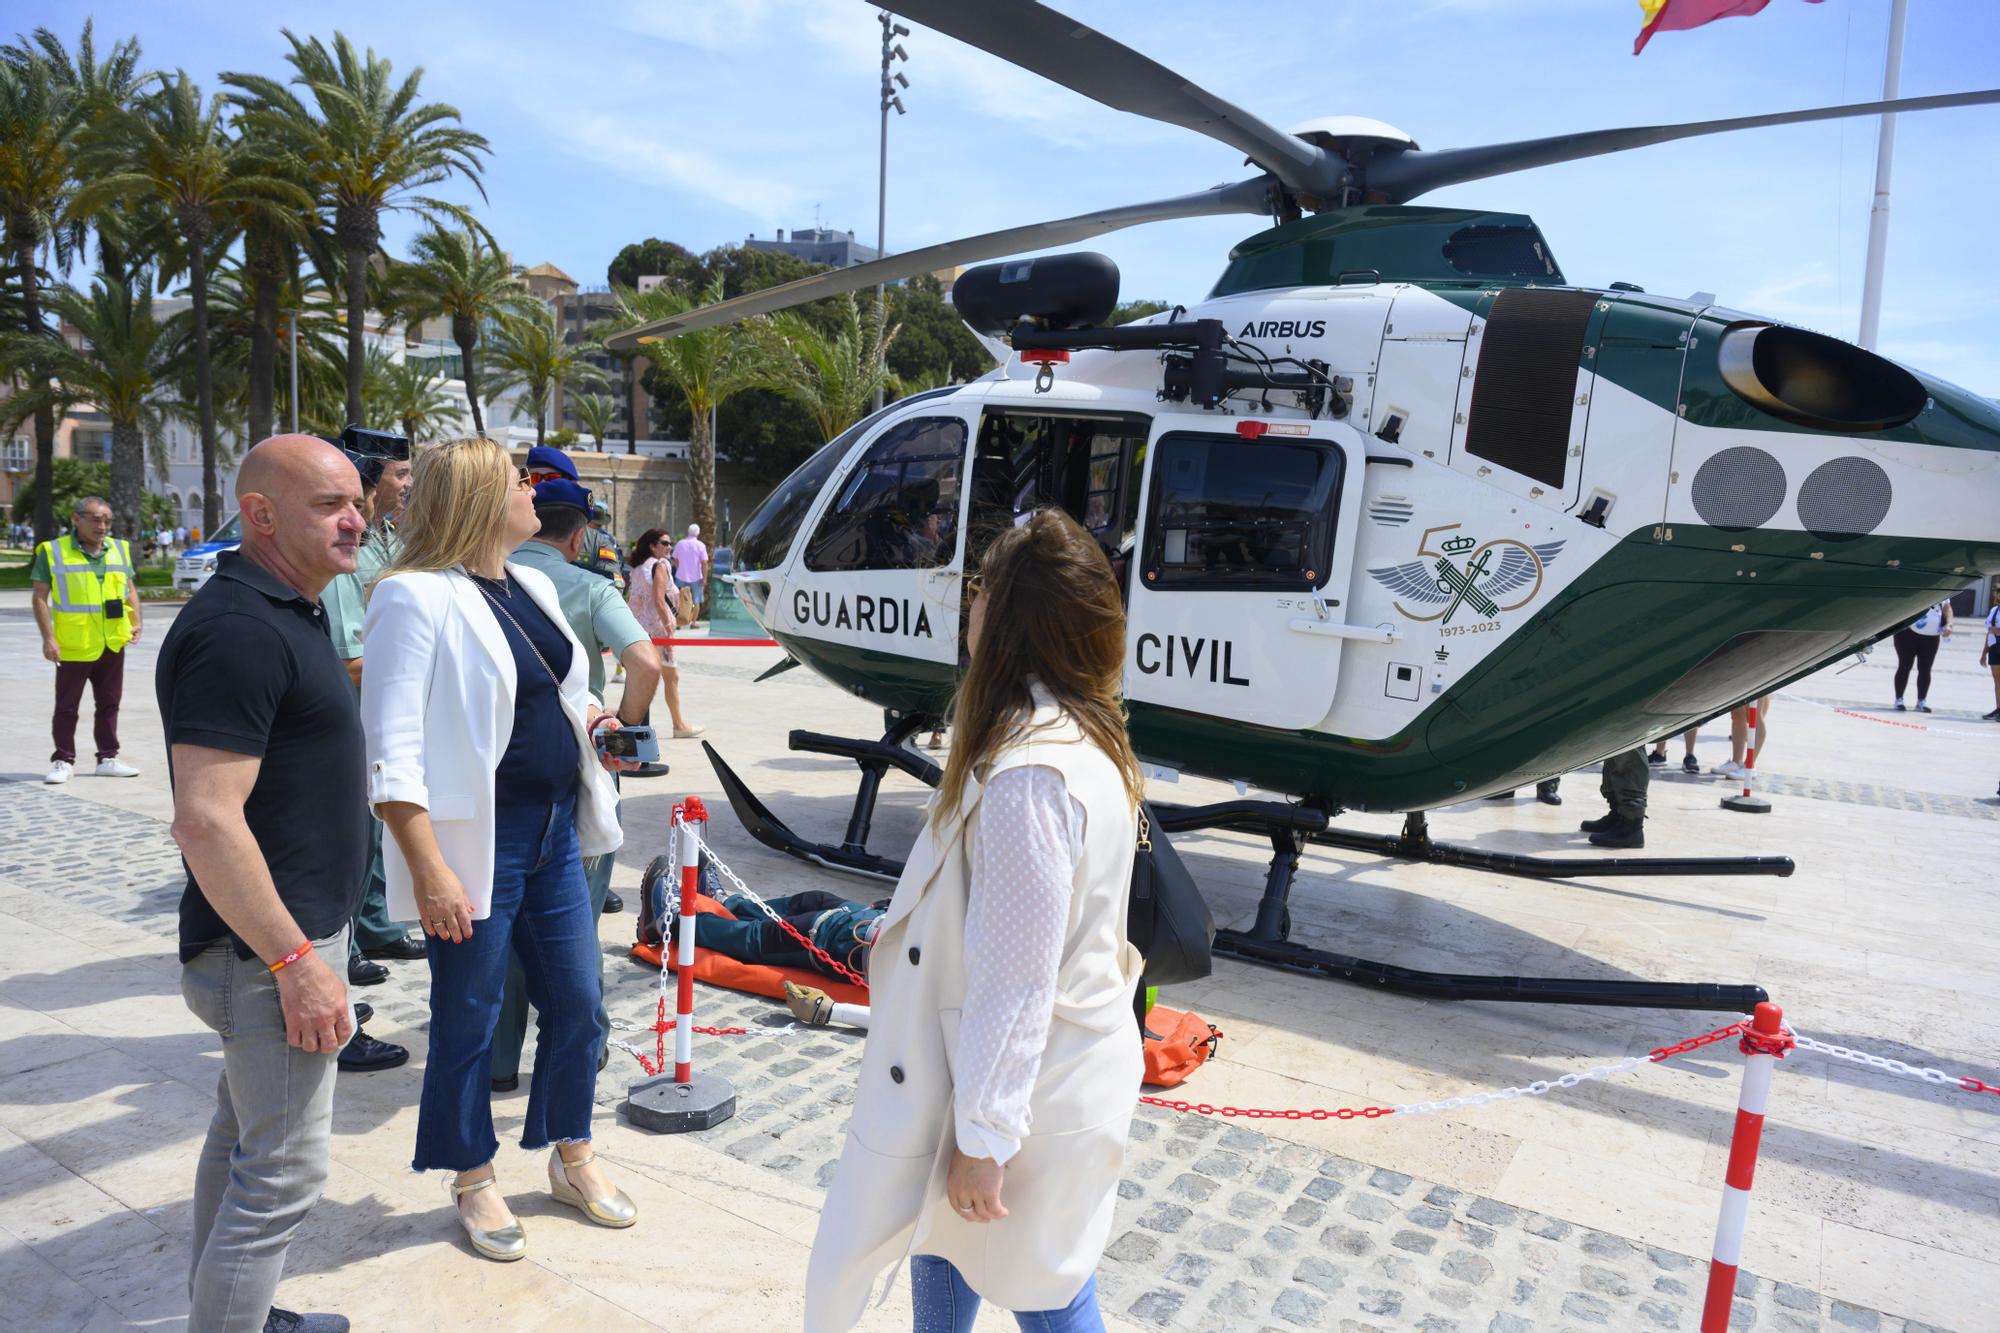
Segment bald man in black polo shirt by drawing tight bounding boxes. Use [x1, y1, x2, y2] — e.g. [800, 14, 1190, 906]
[157, 435, 369, 1333]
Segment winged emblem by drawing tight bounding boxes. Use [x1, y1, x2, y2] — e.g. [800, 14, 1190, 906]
[1368, 538, 1565, 622]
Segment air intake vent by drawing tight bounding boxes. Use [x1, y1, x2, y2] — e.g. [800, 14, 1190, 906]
[1464, 287, 1597, 489]
[1690, 446, 1786, 531]
[1797, 457, 1892, 540]
[1368, 496, 1415, 526]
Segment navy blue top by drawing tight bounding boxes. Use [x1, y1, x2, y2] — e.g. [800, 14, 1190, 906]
[470, 572, 580, 809]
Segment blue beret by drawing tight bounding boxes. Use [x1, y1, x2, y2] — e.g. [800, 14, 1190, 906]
[525, 444, 578, 479]
[533, 478, 593, 515]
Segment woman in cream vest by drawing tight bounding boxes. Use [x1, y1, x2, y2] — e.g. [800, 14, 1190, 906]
[806, 510, 1147, 1332]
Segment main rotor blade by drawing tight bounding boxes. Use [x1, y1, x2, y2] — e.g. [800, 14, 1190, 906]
[880, 0, 1345, 198]
[1369, 88, 2000, 203]
[605, 178, 1274, 347]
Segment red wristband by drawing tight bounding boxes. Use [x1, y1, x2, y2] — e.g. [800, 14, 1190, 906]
[269, 940, 313, 974]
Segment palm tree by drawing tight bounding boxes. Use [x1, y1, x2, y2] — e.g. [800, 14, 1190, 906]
[205, 246, 344, 442]
[0, 275, 185, 539]
[570, 390, 615, 452]
[75, 72, 313, 531]
[0, 52, 89, 541]
[387, 225, 530, 435]
[368, 351, 457, 443]
[481, 304, 607, 446]
[224, 31, 489, 427]
[766, 294, 901, 443]
[626, 274, 778, 538]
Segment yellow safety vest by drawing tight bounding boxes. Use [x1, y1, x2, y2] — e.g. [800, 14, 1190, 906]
[44, 534, 134, 662]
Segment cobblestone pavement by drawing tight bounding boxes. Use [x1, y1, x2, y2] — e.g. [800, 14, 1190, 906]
[0, 777, 1957, 1333]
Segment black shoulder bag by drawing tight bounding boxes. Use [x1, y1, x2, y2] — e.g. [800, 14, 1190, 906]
[1127, 803, 1214, 987]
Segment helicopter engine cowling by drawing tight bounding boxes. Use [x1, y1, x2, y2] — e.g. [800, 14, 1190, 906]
[952, 252, 1121, 335]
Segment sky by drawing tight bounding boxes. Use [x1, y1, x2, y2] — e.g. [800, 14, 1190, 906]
[38, 0, 2000, 395]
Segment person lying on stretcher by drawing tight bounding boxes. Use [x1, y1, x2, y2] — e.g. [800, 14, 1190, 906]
[672, 890, 884, 1030]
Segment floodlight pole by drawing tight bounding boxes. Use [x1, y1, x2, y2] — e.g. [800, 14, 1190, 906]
[876, 13, 909, 412]
[1856, 0, 1908, 352]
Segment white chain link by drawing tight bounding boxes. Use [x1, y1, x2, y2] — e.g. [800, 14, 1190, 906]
[1787, 1029, 1966, 1088]
[679, 822, 809, 940]
[1393, 1054, 1651, 1118]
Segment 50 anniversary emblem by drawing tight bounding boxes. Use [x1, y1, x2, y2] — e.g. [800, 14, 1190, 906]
[1368, 524, 1564, 624]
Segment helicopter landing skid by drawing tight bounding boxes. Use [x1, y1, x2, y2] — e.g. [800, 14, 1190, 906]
[1155, 803, 1771, 1012]
[703, 716, 941, 882]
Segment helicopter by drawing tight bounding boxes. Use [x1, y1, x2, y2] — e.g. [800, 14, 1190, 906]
[608, 0, 2000, 1015]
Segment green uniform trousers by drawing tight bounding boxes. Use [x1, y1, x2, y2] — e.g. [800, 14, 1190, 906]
[1599, 747, 1650, 820]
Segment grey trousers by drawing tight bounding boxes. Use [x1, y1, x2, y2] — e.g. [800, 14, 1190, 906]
[181, 926, 347, 1333]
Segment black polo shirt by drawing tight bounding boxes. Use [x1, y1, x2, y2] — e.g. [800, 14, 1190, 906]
[158, 550, 368, 963]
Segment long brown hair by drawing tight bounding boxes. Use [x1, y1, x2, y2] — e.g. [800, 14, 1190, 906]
[630, 528, 672, 565]
[933, 508, 1144, 825]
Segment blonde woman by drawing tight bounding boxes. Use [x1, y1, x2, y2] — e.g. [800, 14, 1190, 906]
[806, 510, 1146, 1332]
[361, 437, 638, 1262]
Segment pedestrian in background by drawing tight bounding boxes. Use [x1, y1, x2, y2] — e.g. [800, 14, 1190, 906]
[363, 436, 639, 1263]
[626, 527, 702, 738]
[807, 510, 1147, 1332]
[1892, 600, 1953, 712]
[1714, 698, 1772, 779]
[32, 495, 141, 784]
[158, 434, 370, 1333]
[1982, 598, 2000, 721]
[673, 522, 710, 623]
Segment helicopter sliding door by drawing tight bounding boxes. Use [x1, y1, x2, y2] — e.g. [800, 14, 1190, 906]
[779, 404, 976, 675]
[1124, 419, 1365, 729]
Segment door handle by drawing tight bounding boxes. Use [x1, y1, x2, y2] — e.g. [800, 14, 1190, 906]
[1287, 618, 1400, 644]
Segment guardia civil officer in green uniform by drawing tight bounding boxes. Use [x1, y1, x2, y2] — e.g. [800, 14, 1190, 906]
[1581, 748, 1649, 849]
[319, 439, 416, 1072]
[488, 478, 663, 1090]
[579, 500, 626, 592]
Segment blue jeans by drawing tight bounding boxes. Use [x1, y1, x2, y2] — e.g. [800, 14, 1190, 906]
[414, 795, 603, 1172]
[491, 788, 617, 1080]
[910, 1256, 1104, 1333]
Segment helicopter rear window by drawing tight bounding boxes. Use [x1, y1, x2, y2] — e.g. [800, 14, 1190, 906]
[805, 416, 967, 572]
[1141, 433, 1343, 591]
[1442, 225, 1557, 279]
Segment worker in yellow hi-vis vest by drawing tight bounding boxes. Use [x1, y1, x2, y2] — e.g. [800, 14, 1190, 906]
[31, 496, 143, 784]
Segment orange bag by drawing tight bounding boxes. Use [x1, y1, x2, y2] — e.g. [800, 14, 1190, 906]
[631, 891, 870, 1007]
[1141, 1003, 1223, 1088]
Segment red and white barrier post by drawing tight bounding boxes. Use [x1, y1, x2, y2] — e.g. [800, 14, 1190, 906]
[1722, 701, 1771, 813]
[621, 798, 738, 1133]
[1701, 1002, 1792, 1332]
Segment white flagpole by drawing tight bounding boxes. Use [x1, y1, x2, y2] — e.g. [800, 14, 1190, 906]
[1856, 0, 1909, 351]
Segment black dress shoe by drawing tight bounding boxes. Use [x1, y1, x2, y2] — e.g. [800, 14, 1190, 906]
[362, 935, 427, 961]
[337, 1029, 408, 1073]
[347, 956, 389, 986]
[353, 1002, 373, 1025]
[264, 1309, 350, 1332]
[491, 1074, 520, 1093]
[602, 891, 625, 915]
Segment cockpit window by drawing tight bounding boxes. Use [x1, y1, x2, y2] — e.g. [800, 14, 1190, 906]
[805, 416, 967, 572]
[1442, 225, 1556, 278]
[733, 436, 846, 573]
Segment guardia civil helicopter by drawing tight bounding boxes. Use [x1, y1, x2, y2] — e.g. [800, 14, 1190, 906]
[610, 0, 2000, 1013]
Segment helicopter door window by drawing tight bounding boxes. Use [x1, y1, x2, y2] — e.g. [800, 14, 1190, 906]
[803, 416, 968, 572]
[1141, 433, 1343, 591]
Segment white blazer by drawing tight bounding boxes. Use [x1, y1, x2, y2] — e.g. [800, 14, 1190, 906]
[360, 564, 622, 921]
[805, 699, 1142, 1328]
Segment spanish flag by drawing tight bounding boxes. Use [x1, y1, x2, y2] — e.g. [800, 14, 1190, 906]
[1635, 0, 1824, 55]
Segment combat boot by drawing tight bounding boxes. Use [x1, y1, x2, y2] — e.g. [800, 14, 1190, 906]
[1579, 811, 1619, 834]
[1587, 816, 1645, 849]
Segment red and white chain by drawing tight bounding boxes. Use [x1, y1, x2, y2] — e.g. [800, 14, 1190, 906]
[1392, 1019, 1748, 1118]
[680, 823, 870, 990]
[1786, 1027, 2000, 1099]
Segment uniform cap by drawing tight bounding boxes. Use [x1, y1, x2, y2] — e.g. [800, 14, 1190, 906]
[532, 478, 593, 515]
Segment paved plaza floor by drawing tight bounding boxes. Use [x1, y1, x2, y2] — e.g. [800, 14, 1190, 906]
[0, 589, 1995, 1331]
